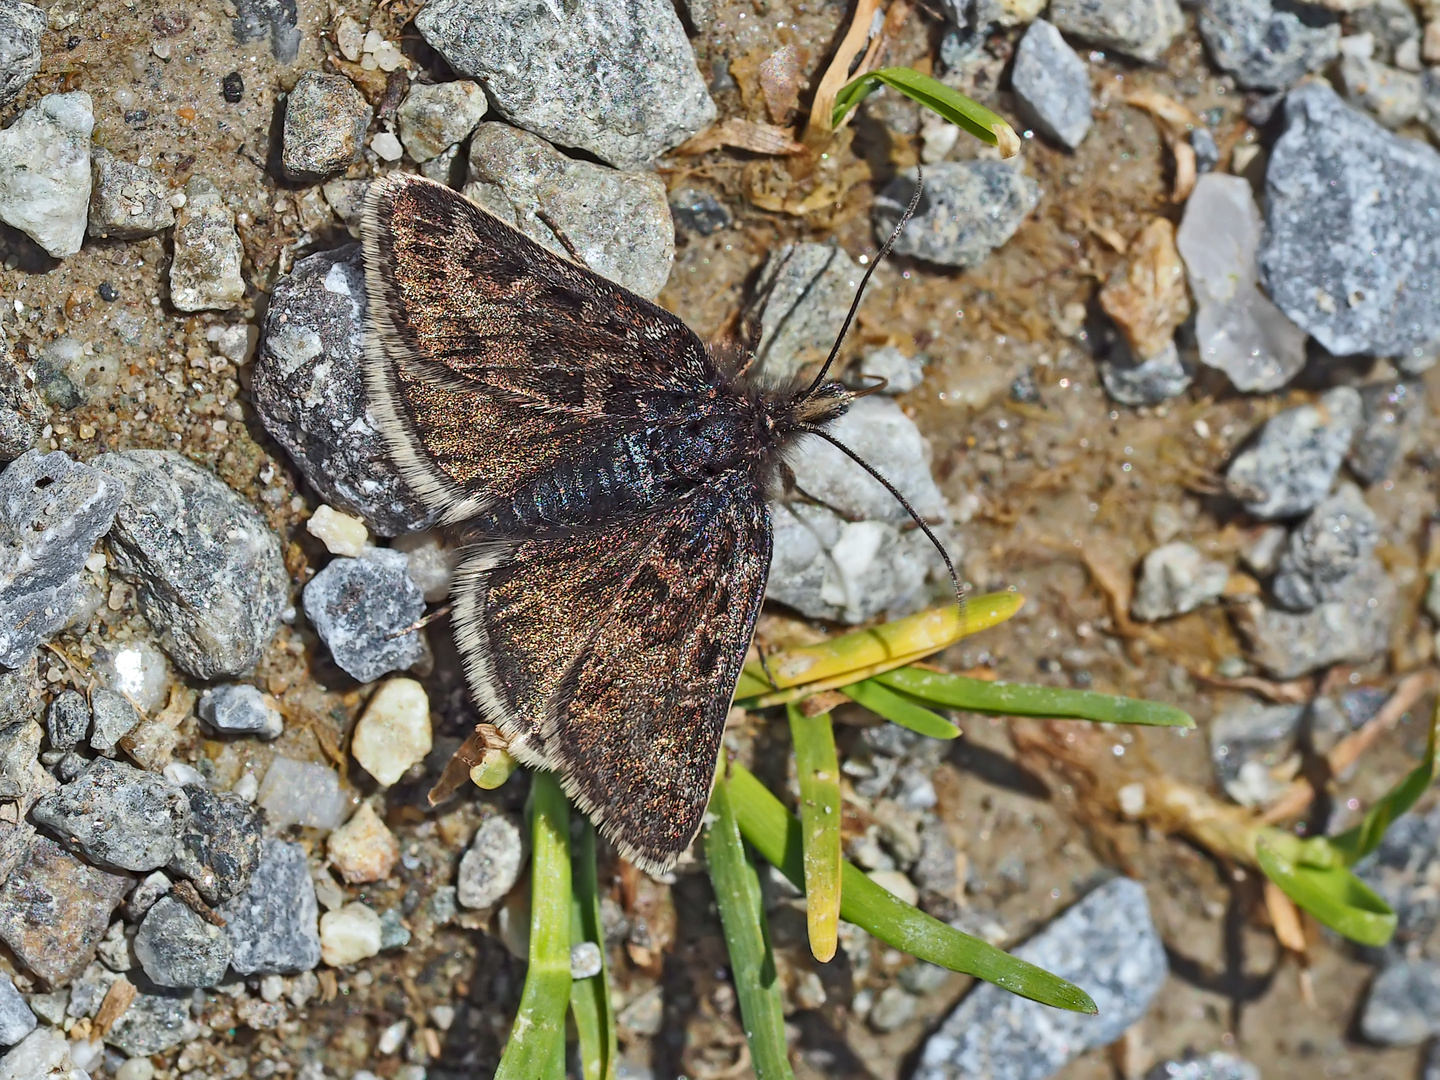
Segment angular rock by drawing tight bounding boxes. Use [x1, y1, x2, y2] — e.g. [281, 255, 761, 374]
[134, 895, 231, 988]
[744, 242, 859, 385]
[306, 504, 368, 557]
[352, 678, 431, 787]
[1011, 19, 1092, 150]
[168, 786, 263, 904]
[253, 244, 436, 536]
[0, 974, 32, 1048]
[1198, 0, 1339, 91]
[464, 122, 675, 300]
[124, 870, 172, 924]
[1100, 218, 1190, 362]
[1271, 484, 1379, 610]
[219, 839, 322, 975]
[1208, 700, 1304, 807]
[103, 989, 190, 1056]
[32, 758, 189, 873]
[1361, 960, 1440, 1045]
[303, 548, 425, 683]
[0, 91, 92, 258]
[873, 162, 1039, 269]
[1047, 0, 1182, 63]
[457, 814, 526, 909]
[0, 836, 131, 987]
[95, 450, 287, 679]
[43, 690, 88, 751]
[256, 757, 349, 831]
[319, 901, 382, 966]
[1339, 34, 1421, 129]
[87, 147, 175, 240]
[0, 718, 40, 800]
[1099, 341, 1193, 406]
[0, 450, 122, 669]
[0, 339, 40, 463]
[669, 187, 729, 236]
[327, 802, 399, 884]
[0, 656, 38, 729]
[416, 0, 715, 169]
[198, 683, 283, 740]
[93, 641, 170, 716]
[1224, 386, 1362, 519]
[169, 177, 244, 312]
[1176, 174, 1308, 393]
[0, 2, 43, 107]
[394, 531, 452, 603]
[0, 1028, 81, 1080]
[1259, 82, 1440, 359]
[1350, 380, 1419, 484]
[1146, 1054, 1260, 1080]
[1131, 542, 1230, 622]
[282, 72, 371, 183]
[397, 80, 488, 163]
[88, 688, 140, 754]
[915, 878, 1167, 1080]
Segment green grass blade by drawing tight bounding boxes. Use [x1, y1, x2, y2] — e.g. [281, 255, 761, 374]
[843, 678, 961, 739]
[1255, 840, 1397, 947]
[876, 668, 1195, 729]
[728, 763, 1096, 1013]
[496, 772, 571, 1080]
[706, 768, 795, 1080]
[787, 704, 843, 963]
[569, 820, 616, 1080]
[832, 67, 1019, 156]
[1329, 698, 1440, 866]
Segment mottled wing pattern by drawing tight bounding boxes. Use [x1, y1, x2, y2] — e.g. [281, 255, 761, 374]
[361, 174, 716, 524]
[452, 486, 772, 871]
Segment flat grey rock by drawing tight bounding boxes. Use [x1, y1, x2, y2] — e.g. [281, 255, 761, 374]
[1361, 960, 1440, 1045]
[1099, 341, 1193, 406]
[102, 988, 190, 1056]
[134, 895, 231, 988]
[0, 657, 38, 729]
[303, 548, 425, 683]
[0, 974, 32, 1048]
[1048, 0, 1182, 62]
[1198, 0, 1338, 91]
[1011, 20, 1091, 150]
[88, 688, 139, 754]
[744, 242, 859, 386]
[0, 91, 92, 258]
[1271, 484, 1379, 610]
[32, 758, 189, 873]
[416, 0, 715, 169]
[219, 838, 321, 975]
[874, 162, 1039, 269]
[456, 815, 526, 909]
[0, 2, 42, 107]
[1259, 82, 1440, 359]
[0, 338, 40, 463]
[1225, 386, 1362, 520]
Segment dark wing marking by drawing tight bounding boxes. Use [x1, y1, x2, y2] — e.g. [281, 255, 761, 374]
[361, 173, 716, 524]
[451, 485, 771, 872]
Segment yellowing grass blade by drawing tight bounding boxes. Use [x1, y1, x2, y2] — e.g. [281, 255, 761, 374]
[787, 704, 842, 963]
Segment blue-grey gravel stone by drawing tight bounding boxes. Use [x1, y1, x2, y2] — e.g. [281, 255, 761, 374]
[1191, 128, 1220, 173]
[1208, 700, 1305, 807]
[914, 877, 1167, 1080]
[0, 3, 42, 107]
[1146, 1053, 1260, 1080]
[0, 974, 32, 1048]
[1350, 380, 1420, 484]
[744, 242, 859, 386]
[1197, 0, 1338, 91]
[219, 838, 322, 975]
[134, 895, 231, 989]
[1099, 341, 1193, 407]
[94, 450, 288, 679]
[198, 683, 283, 740]
[87, 688, 139, 754]
[1259, 83, 1440, 360]
[31, 758, 189, 873]
[1011, 20, 1092, 150]
[669, 187, 729, 235]
[1360, 960, 1440, 1045]
[0, 450, 122, 670]
[0, 657, 38, 729]
[1047, 0, 1182, 63]
[103, 988, 191, 1056]
[873, 162, 1039, 269]
[1356, 805, 1440, 959]
[416, 0, 715, 170]
[1224, 386, 1362, 520]
[167, 785, 263, 904]
[254, 244, 436, 536]
[43, 689, 88, 751]
[1271, 484, 1378, 611]
[303, 548, 426, 683]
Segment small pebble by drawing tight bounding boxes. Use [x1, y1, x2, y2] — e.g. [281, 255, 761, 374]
[124, 870, 171, 922]
[43, 689, 89, 750]
[869, 985, 917, 1033]
[1145, 1052, 1260, 1080]
[306, 504, 369, 557]
[1011, 19, 1092, 150]
[456, 814, 526, 909]
[1270, 484, 1378, 611]
[571, 941, 602, 979]
[867, 869, 920, 907]
[86, 686, 141, 751]
[219, 839, 322, 975]
[134, 895, 232, 988]
[1361, 959, 1440, 1045]
[168, 177, 245, 312]
[256, 757, 348, 831]
[873, 162, 1039, 269]
[31, 758, 189, 872]
[668, 187, 729, 235]
[221, 71, 243, 103]
[352, 678, 432, 787]
[168, 785, 264, 904]
[320, 902, 383, 966]
[282, 71, 372, 182]
[327, 802, 400, 884]
[1131, 542, 1230, 622]
[0, 973, 34, 1047]
[198, 683, 284, 740]
[396, 80, 488, 162]
[117, 1058, 156, 1080]
[0, 92, 93, 257]
[303, 548, 426, 683]
[1225, 386, 1362, 519]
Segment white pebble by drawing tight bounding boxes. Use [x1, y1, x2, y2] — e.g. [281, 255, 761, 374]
[335, 16, 364, 62]
[867, 869, 919, 908]
[1117, 782, 1147, 818]
[376, 1018, 408, 1055]
[84, 552, 106, 573]
[232, 771, 258, 802]
[163, 762, 205, 787]
[370, 130, 404, 161]
[327, 801, 400, 884]
[320, 902, 383, 966]
[259, 974, 284, 1003]
[117, 1058, 156, 1080]
[307, 504, 370, 557]
[430, 1004, 455, 1031]
[353, 679, 432, 787]
[571, 941, 602, 979]
[373, 40, 404, 72]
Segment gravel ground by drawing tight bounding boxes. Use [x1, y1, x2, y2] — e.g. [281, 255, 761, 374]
[2, 0, 1440, 1078]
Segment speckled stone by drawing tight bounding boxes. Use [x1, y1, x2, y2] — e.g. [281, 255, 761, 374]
[1361, 960, 1440, 1045]
[103, 989, 191, 1057]
[43, 690, 88, 751]
[1131, 541, 1230, 621]
[134, 895, 231, 989]
[1048, 0, 1183, 63]
[282, 72, 372, 183]
[219, 839, 322, 975]
[1198, 0, 1339, 91]
[169, 176, 244, 312]
[31, 758, 189, 872]
[873, 162, 1039, 269]
[0, 91, 93, 258]
[167, 785, 264, 904]
[396, 80, 488, 163]
[198, 683, 283, 740]
[1011, 19, 1092, 149]
[87, 147, 175, 239]
[1271, 484, 1379, 610]
[303, 548, 426, 683]
[1224, 387, 1362, 520]
[0, 2, 43, 107]
[456, 815, 526, 909]
[88, 688, 140, 754]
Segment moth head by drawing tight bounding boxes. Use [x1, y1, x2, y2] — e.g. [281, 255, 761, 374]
[784, 379, 850, 428]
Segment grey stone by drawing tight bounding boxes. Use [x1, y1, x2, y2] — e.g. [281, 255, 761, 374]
[1259, 82, 1440, 360]
[1145, 1053, 1260, 1080]
[1011, 20, 1091, 150]
[22, 992, 64, 1026]
[869, 985, 917, 1032]
[1356, 805, 1440, 957]
[103, 989, 190, 1056]
[32, 758, 189, 872]
[378, 906, 410, 950]
[0, 974, 33, 1047]
[168, 786, 263, 904]
[33, 336, 122, 410]
[0, 836, 131, 987]
[169, 177, 244, 312]
[231, 0, 301, 63]
[915, 877, 1167, 1080]
[87, 147, 175, 239]
[1191, 128, 1220, 173]
[219, 839, 322, 975]
[1339, 36, 1422, 129]
[198, 683, 283, 740]
[0, 91, 92, 258]
[397, 80, 488, 163]
[669, 187, 729, 236]
[66, 959, 118, 1015]
[0, 340, 39, 463]
[1198, 0, 1338, 91]
[1361, 960, 1440, 1045]
[0, 719, 40, 801]
[744, 242, 859, 385]
[124, 870, 171, 924]
[1350, 380, 1419, 484]
[1131, 542, 1230, 622]
[1224, 386, 1362, 520]
[253, 244, 436, 536]
[95, 918, 135, 972]
[0, 657, 38, 729]
[1232, 556, 1396, 678]
[1208, 700, 1304, 807]
[1099, 341, 1193, 406]
[419, 142, 464, 186]
[256, 756, 348, 831]
[416, 0, 715, 170]
[282, 72, 371, 183]
[1353, 0, 1421, 63]
[134, 896, 231, 988]
[0, 2, 42, 107]
[0, 450, 122, 670]
[456, 815, 526, 910]
[1047, 0, 1182, 63]
[873, 162, 1039, 269]
[303, 548, 425, 683]
[96, 450, 287, 679]
[88, 688, 139, 754]
[52, 752, 84, 784]
[857, 346, 926, 395]
[463, 122, 675, 300]
[1271, 484, 1379, 610]
[43, 690, 88, 750]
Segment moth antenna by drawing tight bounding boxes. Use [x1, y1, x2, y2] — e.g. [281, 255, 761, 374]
[801, 165, 924, 399]
[799, 427, 965, 610]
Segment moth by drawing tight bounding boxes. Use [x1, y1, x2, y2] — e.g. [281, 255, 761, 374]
[361, 173, 951, 872]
